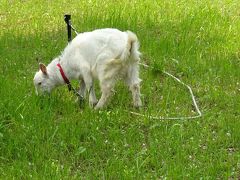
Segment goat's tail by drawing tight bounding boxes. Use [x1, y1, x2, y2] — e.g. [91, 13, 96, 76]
[120, 31, 141, 62]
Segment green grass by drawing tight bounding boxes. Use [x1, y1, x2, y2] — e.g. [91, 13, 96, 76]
[0, 0, 240, 178]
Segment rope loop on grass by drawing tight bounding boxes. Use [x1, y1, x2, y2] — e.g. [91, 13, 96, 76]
[131, 63, 202, 120]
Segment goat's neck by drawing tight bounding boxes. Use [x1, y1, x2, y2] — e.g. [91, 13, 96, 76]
[47, 58, 66, 86]
[47, 55, 80, 90]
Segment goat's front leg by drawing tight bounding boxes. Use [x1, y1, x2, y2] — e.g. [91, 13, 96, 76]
[82, 71, 98, 108]
[79, 79, 86, 98]
[94, 82, 112, 110]
[88, 83, 98, 108]
[75, 79, 86, 105]
[94, 60, 121, 110]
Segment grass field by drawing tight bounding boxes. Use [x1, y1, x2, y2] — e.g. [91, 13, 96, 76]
[0, 0, 240, 178]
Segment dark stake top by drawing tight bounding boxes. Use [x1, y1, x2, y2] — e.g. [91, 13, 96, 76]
[64, 14, 72, 42]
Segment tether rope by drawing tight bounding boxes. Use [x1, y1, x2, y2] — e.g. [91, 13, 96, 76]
[65, 15, 202, 120]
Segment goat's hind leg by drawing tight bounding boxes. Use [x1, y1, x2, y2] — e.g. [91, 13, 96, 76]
[125, 64, 142, 108]
[130, 83, 142, 108]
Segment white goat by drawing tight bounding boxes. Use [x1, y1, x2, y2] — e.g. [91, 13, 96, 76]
[33, 28, 142, 109]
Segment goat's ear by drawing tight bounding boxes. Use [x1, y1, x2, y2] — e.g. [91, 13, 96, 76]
[39, 63, 47, 75]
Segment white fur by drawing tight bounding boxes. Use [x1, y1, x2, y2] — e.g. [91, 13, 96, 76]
[33, 28, 142, 109]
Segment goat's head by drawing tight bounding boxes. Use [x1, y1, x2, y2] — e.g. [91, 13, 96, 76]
[33, 63, 55, 95]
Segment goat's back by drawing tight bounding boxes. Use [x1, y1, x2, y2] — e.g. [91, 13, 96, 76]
[61, 28, 140, 70]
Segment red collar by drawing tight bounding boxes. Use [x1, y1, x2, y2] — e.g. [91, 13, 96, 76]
[57, 63, 70, 84]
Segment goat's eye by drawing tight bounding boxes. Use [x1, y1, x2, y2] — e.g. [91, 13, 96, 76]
[38, 82, 42, 85]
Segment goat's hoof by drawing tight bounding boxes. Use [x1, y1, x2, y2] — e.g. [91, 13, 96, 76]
[94, 104, 104, 110]
[134, 105, 142, 111]
[134, 100, 142, 109]
[89, 100, 98, 108]
[94, 105, 100, 110]
[75, 97, 84, 103]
